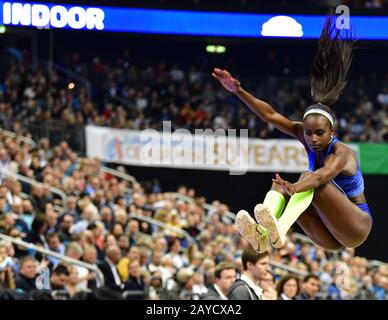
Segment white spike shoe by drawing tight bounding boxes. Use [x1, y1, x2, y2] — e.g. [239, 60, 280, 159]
[254, 204, 286, 249]
[236, 210, 270, 253]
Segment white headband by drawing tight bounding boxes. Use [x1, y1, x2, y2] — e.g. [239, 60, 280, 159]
[303, 108, 334, 127]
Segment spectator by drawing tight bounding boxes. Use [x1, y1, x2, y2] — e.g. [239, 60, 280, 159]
[82, 245, 99, 289]
[58, 214, 74, 244]
[165, 238, 185, 270]
[228, 247, 269, 300]
[97, 245, 123, 292]
[276, 275, 300, 300]
[201, 261, 236, 300]
[259, 271, 278, 300]
[65, 265, 82, 298]
[46, 233, 65, 268]
[50, 264, 70, 299]
[297, 274, 321, 300]
[14, 256, 38, 293]
[0, 243, 15, 289]
[24, 215, 47, 246]
[123, 259, 146, 300]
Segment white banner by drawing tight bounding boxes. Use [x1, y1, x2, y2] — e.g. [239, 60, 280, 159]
[86, 125, 360, 174]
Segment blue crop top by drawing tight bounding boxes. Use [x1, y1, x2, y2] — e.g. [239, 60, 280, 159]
[306, 137, 364, 198]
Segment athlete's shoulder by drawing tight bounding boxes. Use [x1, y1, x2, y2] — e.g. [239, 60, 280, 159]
[332, 140, 356, 156]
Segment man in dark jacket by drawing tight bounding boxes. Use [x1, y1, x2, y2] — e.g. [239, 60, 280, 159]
[97, 245, 124, 292]
[202, 262, 236, 300]
[296, 274, 321, 300]
[228, 248, 270, 300]
[14, 256, 38, 293]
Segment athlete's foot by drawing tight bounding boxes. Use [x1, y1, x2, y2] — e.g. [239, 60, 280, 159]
[236, 210, 270, 253]
[254, 204, 286, 249]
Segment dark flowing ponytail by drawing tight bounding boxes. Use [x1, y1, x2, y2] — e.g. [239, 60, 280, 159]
[309, 14, 355, 106]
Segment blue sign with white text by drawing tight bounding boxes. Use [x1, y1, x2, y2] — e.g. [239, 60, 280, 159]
[0, 1, 387, 40]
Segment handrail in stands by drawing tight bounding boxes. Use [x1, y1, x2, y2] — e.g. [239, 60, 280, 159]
[0, 128, 37, 148]
[0, 169, 67, 206]
[0, 233, 105, 287]
[270, 260, 308, 277]
[128, 213, 196, 246]
[75, 158, 138, 188]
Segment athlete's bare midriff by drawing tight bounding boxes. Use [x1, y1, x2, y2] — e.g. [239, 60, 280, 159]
[349, 193, 367, 205]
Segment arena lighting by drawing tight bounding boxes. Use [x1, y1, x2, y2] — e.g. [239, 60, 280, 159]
[1, 1, 388, 40]
[68, 82, 75, 90]
[206, 45, 226, 54]
[215, 45, 226, 53]
[0, 25, 5, 33]
[261, 16, 303, 37]
[206, 45, 216, 53]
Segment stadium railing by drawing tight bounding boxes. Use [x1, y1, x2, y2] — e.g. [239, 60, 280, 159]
[0, 169, 68, 207]
[128, 213, 196, 246]
[0, 232, 105, 287]
[0, 128, 37, 148]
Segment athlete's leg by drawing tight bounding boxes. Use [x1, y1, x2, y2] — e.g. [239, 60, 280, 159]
[255, 173, 314, 248]
[296, 205, 343, 251]
[311, 181, 372, 248]
[262, 183, 288, 219]
[292, 173, 343, 250]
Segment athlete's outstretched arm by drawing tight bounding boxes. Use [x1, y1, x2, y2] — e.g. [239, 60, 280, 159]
[273, 152, 347, 195]
[212, 68, 303, 139]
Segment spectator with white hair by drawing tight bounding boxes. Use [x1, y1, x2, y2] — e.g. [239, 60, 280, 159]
[97, 245, 123, 292]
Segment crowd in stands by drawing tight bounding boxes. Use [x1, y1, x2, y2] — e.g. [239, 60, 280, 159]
[0, 131, 387, 300]
[1, 51, 387, 147]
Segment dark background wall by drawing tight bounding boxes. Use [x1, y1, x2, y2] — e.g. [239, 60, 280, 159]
[122, 164, 388, 262]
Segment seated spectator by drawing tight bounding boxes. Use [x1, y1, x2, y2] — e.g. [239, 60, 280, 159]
[201, 261, 236, 300]
[50, 264, 70, 299]
[97, 245, 123, 292]
[46, 233, 65, 268]
[57, 214, 74, 244]
[147, 270, 173, 300]
[65, 242, 90, 290]
[14, 256, 38, 293]
[30, 185, 48, 214]
[259, 270, 278, 300]
[81, 245, 99, 289]
[117, 245, 141, 282]
[165, 238, 185, 270]
[123, 259, 146, 300]
[0, 243, 15, 289]
[297, 274, 321, 300]
[147, 250, 164, 275]
[60, 196, 80, 221]
[65, 265, 83, 298]
[276, 275, 300, 300]
[25, 215, 48, 247]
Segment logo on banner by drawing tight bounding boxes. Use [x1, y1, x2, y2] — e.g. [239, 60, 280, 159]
[107, 136, 124, 161]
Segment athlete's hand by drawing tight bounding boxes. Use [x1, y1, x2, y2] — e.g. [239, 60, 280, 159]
[272, 173, 296, 196]
[212, 68, 241, 93]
